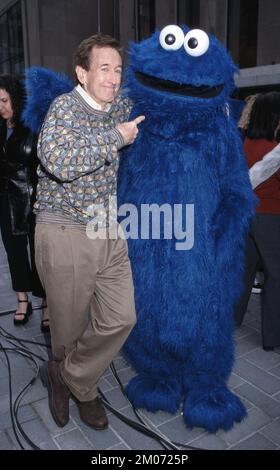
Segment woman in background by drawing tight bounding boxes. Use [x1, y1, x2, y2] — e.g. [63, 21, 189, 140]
[235, 92, 280, 351]
[0, 74, 49, 332]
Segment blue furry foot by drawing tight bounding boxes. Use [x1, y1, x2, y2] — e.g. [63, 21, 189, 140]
[183, 385, 247, 432]
[126, 375, 182, 413]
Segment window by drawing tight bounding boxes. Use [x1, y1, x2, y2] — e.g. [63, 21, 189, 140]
[137, 0, 155, 40]
[0, 1, 24, 74]
[228, 0, 258, 68]
[177, 0, 200, 29]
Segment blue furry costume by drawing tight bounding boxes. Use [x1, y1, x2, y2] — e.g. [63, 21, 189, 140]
[117, 26, 256, 432]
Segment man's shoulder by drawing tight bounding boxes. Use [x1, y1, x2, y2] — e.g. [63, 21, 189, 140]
[51, 89, 76, 108]
[113, 94, 133, 114]
[41, 90, 80, 127]
[115, 94, 132, 106]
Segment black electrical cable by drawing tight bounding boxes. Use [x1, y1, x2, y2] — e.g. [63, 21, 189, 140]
[1, 326, 176, 450]
[9, 346, 41, 450]
[1, 340, 47, 363]
[0, 325, 51, 349]
[0, 343, 42, 449]
[99, 388, 178, 450]
[0, 310, 16, 317]
[0, 325, 47, 449]
[109, 362, 204, 451]
[109, 362, 175, 450]
[0, 323, 204, 451]
[0, 340, 25, 449]
[13, 368, 41, 450]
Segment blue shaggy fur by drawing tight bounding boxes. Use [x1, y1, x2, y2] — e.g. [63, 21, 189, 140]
[22, 66, 74, 134]
[117, 26, 257, 432]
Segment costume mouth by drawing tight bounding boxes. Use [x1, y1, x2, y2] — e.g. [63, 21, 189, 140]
[135, 71, 223, 98]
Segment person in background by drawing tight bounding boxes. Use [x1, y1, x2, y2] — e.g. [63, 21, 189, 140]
[249, 140, 280, 190]
[238, 94, 264, 293]
[0, 74, 49, 332]
[235, 92, 280, 351]
[35, 34, 144, 429]
[238, 94, 259, 139]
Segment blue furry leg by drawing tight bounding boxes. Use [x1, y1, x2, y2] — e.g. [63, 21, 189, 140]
[126, 374, 182, 413]
[183, 384, 247, 432]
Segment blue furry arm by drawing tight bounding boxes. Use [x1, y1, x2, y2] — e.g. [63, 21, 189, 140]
[214, 120, 257, 244]
[37, 94, 125, 182]
[22, 66, 74, 134]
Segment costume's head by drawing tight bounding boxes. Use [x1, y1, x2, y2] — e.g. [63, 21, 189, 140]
[125, 25, 238, 112]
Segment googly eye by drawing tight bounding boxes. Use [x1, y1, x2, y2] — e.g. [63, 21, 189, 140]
[184, 29, 210, 57]
[159, 25, 185, 51]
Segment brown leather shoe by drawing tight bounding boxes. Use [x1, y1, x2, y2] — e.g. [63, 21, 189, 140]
[42, 361, 71, 427]
[77, 396, 108, 430]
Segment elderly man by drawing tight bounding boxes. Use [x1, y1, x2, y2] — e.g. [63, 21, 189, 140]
[35, 34, 144, 429]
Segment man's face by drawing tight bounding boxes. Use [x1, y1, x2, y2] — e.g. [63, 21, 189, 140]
[0, 88, 13, 122]
[76, 47, 122, 109]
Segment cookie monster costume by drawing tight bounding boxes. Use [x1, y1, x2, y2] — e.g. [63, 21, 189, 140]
[117, 25, 256, 432]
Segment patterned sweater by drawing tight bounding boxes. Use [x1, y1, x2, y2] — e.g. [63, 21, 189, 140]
[35, 88, 132, 225]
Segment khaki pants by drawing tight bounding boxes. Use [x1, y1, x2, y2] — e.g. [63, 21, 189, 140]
[35, 223, 136, 401]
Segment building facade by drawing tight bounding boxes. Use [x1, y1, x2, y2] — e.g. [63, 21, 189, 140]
[0, 0, 280, 95]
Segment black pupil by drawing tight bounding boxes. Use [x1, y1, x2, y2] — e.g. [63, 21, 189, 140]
[165, 34, 176, 45]
[188, 37, 198, 49]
